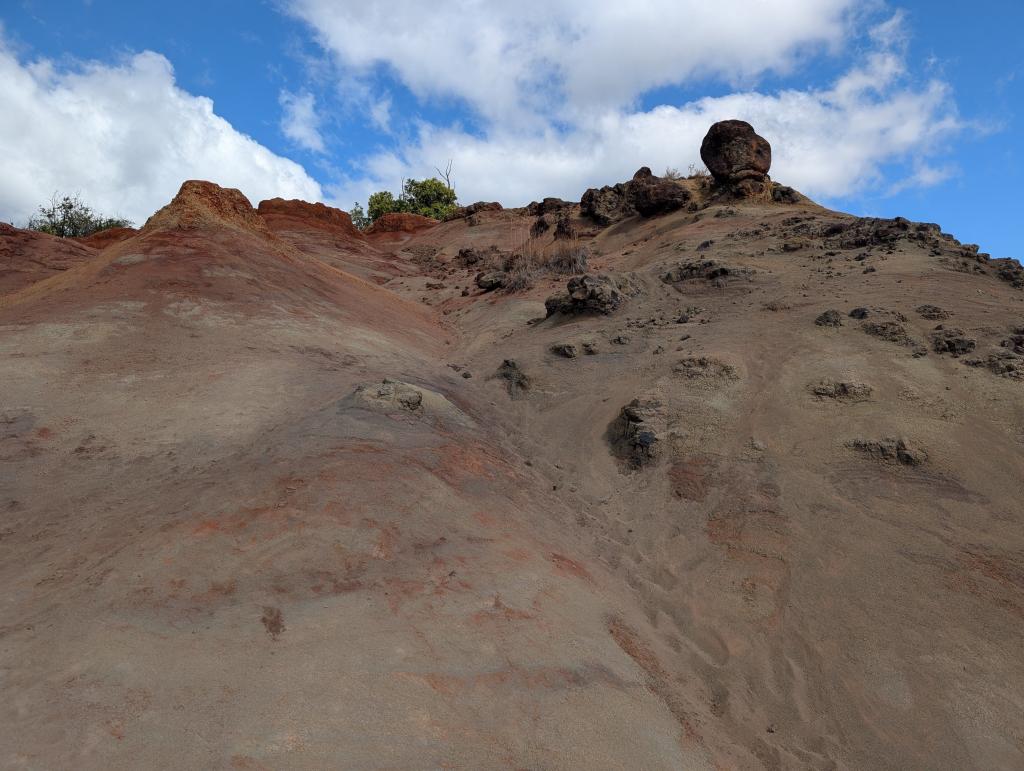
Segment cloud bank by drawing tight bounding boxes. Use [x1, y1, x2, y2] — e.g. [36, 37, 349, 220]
[288, 1, 961, 208]
[0, 39, 322, 226]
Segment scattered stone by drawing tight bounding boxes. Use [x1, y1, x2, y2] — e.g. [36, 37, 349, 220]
[673, 356, 738, 381]
[475, 271, 507, 291]
[582, 341, 599, 355]
[811, 380, 873, 402]
[815, 310, 843, 327]
[544, 274, 627, 316]
[491, 360, 531, 398]
[607, 398, 662, 469]
[862, 321, 925, 355]
[662, 259, 753, 287]
[351, 380, 425, 413]
[461, 371, 473, 379]
[915, 304, 950, 320]
[848, 437, 928, 466]
[849, 307, 870, 319]
[964, 350, 1024, 380]
[550, 343, 579, 359]
[457, 245, 500, 266]
[611, 335, 631, 345]
[930, 326, 976, 357]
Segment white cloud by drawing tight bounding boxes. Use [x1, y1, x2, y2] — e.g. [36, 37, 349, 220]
[0, 39, 323, 226]
[279, 89, 326, 152]
[288, 0, 859, 124]
[323, 19, 961, 208]
[293, 4, 962, 209]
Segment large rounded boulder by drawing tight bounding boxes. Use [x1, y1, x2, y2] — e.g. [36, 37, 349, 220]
[700, 120, 772, 184]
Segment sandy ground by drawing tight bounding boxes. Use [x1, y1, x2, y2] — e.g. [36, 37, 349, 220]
[1, 180, 1023, 769]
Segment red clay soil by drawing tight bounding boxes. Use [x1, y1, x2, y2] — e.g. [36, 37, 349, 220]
[257, 197, 363, 239]
[73, 226, 138, 251]
[0, 221, 96, 295]
[364, 211, 439, 236]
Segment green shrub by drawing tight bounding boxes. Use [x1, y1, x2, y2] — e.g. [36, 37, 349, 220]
[363, 177, 459, 223]
[348, 202, 371, 230]
[27, 193, 132, 238]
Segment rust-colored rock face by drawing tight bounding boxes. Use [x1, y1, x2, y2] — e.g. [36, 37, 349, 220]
[142, 179, 268, 233]
[700, 119, 772, 183]
[257, 198, 361, 238]
[0, 222, 96, 294]
[364, 211, 438, 235]
[73, 226, 138, 250]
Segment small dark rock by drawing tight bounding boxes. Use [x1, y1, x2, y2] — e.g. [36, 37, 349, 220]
[848, 437, 927, 466]
[916, 304, 950, 320]
[550, 343, 579, 359]
[475, 271, 507, 291]
[815, 310, 843, 327]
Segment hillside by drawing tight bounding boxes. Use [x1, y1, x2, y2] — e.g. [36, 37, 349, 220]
[2, 121, 1023, 770]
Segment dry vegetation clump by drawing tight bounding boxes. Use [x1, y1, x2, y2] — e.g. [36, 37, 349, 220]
[487, 218, 590, 292]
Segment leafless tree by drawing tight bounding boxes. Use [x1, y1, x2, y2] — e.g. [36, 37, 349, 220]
[435, 159, 454, 190]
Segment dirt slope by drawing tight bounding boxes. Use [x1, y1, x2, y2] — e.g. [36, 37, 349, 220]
[1, 166, 1023, 769]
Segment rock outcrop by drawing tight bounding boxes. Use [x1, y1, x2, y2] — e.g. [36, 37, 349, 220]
[364, 212, 439, 235]
[607, 398, 663, 469]
[258, 198, 362, 238]
[581, 167, 690, 225]
[700, 120, 772, 186]
[545, 274, 627, 316]
[143, 180, 269, 234]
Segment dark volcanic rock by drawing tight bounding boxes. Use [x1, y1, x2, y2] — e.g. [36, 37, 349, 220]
[553, 214, 577, 240]
[545, 274, 626, 316]
[916, 304, 950, 320]
[475, 271, 507, 291]
[526, 198, 571, 217]
[930, 326, 976, 357]
[862, 321, 926, 355]
[700, 120, 772, 184]
[580, 184, 635, 225]
[581, 167, 690, 225]
[964, 350, 1024, 380]
[815, 310, 843, 327]
[662, 259, 752, 287]
[491, 359, 531, 398]
[849, 307, 870, 319]
[629, 168, 691, 217]
[849, 437, 928, 466]
[550, 343, 579, 359]
[811, 380, 873, 401]
[607, 398, 662, 469]
[991, 258, 1024, 289]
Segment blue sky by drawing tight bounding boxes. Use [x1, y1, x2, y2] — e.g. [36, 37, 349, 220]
[0, 0, 1020, 260]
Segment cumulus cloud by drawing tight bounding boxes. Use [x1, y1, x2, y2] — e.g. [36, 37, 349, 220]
[279, 89, 326, 152]
[287, 0, 858, 124]
[320, 15, 961, 208]
[290, 3, 962, 208]
[0, 39, 322, 226]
